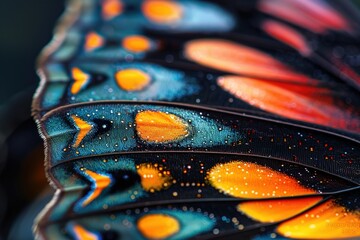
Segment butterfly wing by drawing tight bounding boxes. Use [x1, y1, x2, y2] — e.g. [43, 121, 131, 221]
[33, 0, 360, 239]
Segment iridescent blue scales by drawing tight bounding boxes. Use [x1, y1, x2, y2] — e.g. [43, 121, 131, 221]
[33, 0, 360, 239]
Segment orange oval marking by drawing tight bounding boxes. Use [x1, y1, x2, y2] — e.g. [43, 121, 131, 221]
[238, 197, 322, 223]
[142, 0, 183, 24]
[185, 39, 314, 84]
[262, 20, 311, 56]
[102, 0, 123, 20]
[138, 214, 180, 239]
[72, 224, 99, 240]
[217, 76, 332, 126]
[122, 35, 151, 53]
[115, 69, 151, 91]
[71, 68, 90, 95]
[277, 200, 360, 239]
[136, 163, 172, 192]
[84, 32, 104, 52]
[135, 111, 189, 143]
[207, 161, 315, 199]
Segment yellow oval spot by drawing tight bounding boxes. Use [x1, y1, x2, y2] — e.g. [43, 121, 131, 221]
[122, 35, 151, 53]
[138, 214, 180, 239]
[207, 161, 315, 199]
[84, 32, 104, 52]
[137, 163, 172, 192]
[142, 0, 183, 24]
[102, 0, 123, 20]
[115, 69, 151, 91]
[238, 197, 322, 223]
[277, 200, 360, 239]
[135, 111, 189, 143]
[71, 68, 90, 95]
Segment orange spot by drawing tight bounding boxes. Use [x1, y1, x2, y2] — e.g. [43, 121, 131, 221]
[135, 111, 189, 143]
[71, 68, 90, 95]
[207, 161, 316, 199]
[82, 169, 111, 206]
[262, 20, 311, 56]
[217, 76, 334, 126]
[238, 197, 322, 223]
[84, 32, 104, 52]
[277, 200, 360, 239]
[185, 39, 314, 84]
[138, 214, 180, 239]
[72, 224, 98, 240]
[115, 69, 151, 91]
[71, 115, 92, 147]
[136, 163, 172, 192]
[122, 35, 151, 53]
[102, 0, 123, 20]
[142, 0, 182, 23]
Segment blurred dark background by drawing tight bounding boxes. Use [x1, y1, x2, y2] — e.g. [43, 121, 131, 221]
[0, 0, 64, 239]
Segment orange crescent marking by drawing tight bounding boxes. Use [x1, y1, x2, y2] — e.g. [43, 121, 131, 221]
[71, 115, 93, 147]
[81, 169, 111, 207]
[72, 224, 99, 240]
[71, 68, 90, 95]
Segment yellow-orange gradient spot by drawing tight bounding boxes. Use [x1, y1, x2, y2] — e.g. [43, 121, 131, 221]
[142, 0, 183, 24]
[73, 224, 99, 240]
[71, 115, 93, 147]
[122, 35, 151, 53]
[217, 76, 332, 125]
[238, 197, 322, 223]
[138, 214, 180, 239]
[115, 69, 151, 91]
[84, 32, 104, 52]
[81, 169, 111, 206]
[207, 161, 316, 199]
[137, 163, 172, 192]
[135, 111, 189, 143]
[102, 0, 123, 20]
[71, 68, 90, 95]
[184, 39, 314, 84]
[277, 200, 360, 239]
